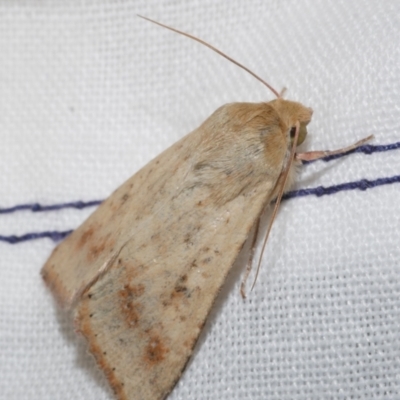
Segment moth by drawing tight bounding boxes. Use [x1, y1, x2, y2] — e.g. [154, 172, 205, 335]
[41, 16, 371, 400]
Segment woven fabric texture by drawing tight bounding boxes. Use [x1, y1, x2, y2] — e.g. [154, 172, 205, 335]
[1, 1, 399, 399]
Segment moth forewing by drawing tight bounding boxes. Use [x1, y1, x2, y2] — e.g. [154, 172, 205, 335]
[42, 100, 309, 400]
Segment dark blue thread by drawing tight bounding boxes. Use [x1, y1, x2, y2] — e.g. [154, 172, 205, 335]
[0, 230, 72, 244]
[1, 141, 399, 216]
[0, 200, 102, 214]
[1, 174, 399, 244]
[302, 141, 400, 164]
[283, 174, 400, 200]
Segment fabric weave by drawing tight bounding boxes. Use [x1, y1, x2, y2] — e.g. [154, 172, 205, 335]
[1, 1, 399, 399]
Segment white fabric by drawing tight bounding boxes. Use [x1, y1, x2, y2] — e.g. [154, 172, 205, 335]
[1, 1, 399, 399]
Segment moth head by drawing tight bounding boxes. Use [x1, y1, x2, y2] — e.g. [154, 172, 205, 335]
[269, 99, 313, 146]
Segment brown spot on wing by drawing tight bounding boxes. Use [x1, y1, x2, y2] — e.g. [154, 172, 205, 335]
[120, 193, 130, 203]
[87, 233, 115, 263]
[170, 274, 191, 300]
[77, 226, 95, 249]
[183, 233, 193, 246]
[143, 334, 169, 367]
[119, 283, 145, 328]
[170, 284, 188, 301]
[119, 260, 143, 281]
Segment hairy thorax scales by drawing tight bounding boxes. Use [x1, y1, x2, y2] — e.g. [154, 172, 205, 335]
[183, 100, 311, 206]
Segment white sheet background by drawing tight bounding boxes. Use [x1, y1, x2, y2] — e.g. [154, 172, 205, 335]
[1, 1, 399, 399]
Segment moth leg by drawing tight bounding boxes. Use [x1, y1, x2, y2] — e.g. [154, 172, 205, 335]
[296, 135, 373, 162]
[240, 216, 261, 299]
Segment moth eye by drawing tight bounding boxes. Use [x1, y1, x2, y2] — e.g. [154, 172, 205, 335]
[290, 123, 308, 145]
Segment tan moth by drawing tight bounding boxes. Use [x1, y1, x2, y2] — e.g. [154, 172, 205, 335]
[41, 16, 371, 400]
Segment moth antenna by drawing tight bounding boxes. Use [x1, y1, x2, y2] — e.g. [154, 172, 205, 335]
[138, 15, 281, 99]
[279, 87, 287, 98]
[250, 121, 300, 292]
